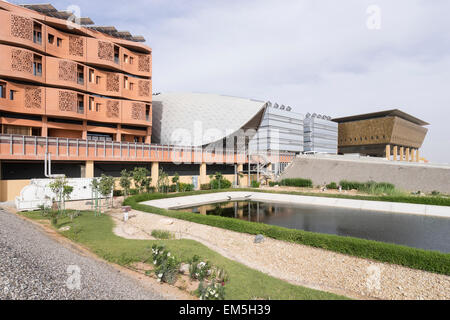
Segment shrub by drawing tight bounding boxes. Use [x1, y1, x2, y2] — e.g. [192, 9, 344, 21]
[340, 180, 397, 195]
[210, 179, 232, 190]
[269, 181, 279, 187]
[113, 190, 123, 197]
[189, 255, 212, 281]
[150, 245, 180, 284]
[198, 280, 225, 300]
[280, 178, 313, 188]
[326, 182, 338, 190]
[179, 183, 195, 192]
[201, 184, 211, 190]
[251, 181, 261, 188]
[151, 229, 174, 240]
[132, 167, 151, 194]
[129, 188, 139, 196]
[431, 191, 441, 196]
[119, 169, 132, 197]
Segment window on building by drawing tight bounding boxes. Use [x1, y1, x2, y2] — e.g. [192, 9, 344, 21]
[10, 90, 15, 100]
[89, 69, 94, 83]
[96, 103, 100, 112]
[48, 34, 55, 44]
[0, 83, 5, 99]
[114, 46, 120, 64]
[96, 76, 101, 85]
[129, 56, 134, 65]
[77, 94, 84, 114]
[124, 54, 129, 63]
[146, 104, 150, 121]
[57, 38, 63, 47]
[129, 82, 134, 91]
[77, 65, 84, 85]
[33, 55, 42, 77]
[124, 76, 128, 89]
[89, 97, 94, 111]
[33, 23, 42, 44]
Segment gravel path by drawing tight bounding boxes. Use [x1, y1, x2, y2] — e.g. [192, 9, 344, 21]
[112, 210, 450, 300]
[0, 209, 179, 300]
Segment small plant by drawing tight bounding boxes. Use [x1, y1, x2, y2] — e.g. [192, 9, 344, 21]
[326, 182, 338, 189]
[251, 180, 261, 188]
[431, 190, 441, 196]
[99, 174, 115, 208]
[150, 245, 180, 284]
[188, 255, 211, 281]
[172, 173, 180, 192]
[38, 204, 51, 217]
[157, 169, 170, 193]
[132, 167, 152, 194]
[49, 177, 73, 214]
[279, 178, 313, 188]
[151, 229, 174, 240]
[119, 169, 132, 197]
[198, 280, 225, 300]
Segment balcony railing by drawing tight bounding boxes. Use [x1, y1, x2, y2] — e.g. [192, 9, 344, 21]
[0, 134, 296, 165]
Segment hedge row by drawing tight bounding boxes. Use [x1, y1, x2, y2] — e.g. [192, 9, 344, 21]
[124, 190, 450, 276]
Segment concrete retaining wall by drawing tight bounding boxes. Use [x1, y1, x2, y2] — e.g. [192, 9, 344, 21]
[280, 155, 450, 194]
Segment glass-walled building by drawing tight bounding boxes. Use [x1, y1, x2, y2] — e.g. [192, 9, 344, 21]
[304, 114, 338, 154]
[249, 102, 304, 154]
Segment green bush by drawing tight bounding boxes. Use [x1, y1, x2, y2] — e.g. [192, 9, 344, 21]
[326, 182, 338, 190]
[151, 229, 174, 240]
[340, 180, 396, 195]
[125, 191, 450, 275]
[150, 245, 180, 284]
[210, 179, 232, 190]
[269, 182, 277, 187]
[189, 255, 212, 281]
[201, 184, 211, 190]
[251, 181, 261, 188]
[113, 190, 123, 197]
[129, 189, 139, 196]
[280, 178, 313, 188]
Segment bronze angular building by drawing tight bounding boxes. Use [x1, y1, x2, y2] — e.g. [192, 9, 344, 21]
[333, 109, 429, 161]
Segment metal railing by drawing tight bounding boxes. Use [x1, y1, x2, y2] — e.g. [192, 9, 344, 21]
[0, 134, 296, 164]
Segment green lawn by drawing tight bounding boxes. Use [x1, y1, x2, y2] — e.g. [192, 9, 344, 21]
[124, 190, 450, 276]
[20, 210, 348, 300]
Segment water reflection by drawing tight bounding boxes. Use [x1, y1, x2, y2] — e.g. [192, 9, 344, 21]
[179, 201, 450, 253]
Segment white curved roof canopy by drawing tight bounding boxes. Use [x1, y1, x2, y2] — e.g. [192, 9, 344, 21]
[152, 93, 267, 147]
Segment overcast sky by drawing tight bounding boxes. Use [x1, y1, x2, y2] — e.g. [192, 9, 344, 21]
[11, 0, 450, 163]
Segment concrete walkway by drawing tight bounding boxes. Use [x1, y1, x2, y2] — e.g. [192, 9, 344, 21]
[111, 209, 450, 300]
[142, 191, 450, 218]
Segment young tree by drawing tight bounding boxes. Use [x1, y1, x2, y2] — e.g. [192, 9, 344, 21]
[99, 174, 115, 208]
[119, 169, 131, 197]
[172, 172, 180, 192]
[157, 169, 170, 193]
[132, 167, 151, 194]
[49, 177, 73, 214]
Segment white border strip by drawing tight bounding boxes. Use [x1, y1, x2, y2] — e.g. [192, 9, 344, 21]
[141, 192, 450, 218]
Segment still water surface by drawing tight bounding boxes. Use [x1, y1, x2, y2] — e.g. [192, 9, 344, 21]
[178, 201, 450, 253]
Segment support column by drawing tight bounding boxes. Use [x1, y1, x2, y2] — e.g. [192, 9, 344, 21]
[385, 145, 391, 160]
[151, 162, 159, 187]
[237, 163, 244, 186]
[42, 116, 48, 137]
[410, 149, 415, 162]
[393, 146, 398, 161]
[85, 160, 94, 178]
[405, 148, 410, 162]
[200, 162, 207, 185]
[416, 149, 420, 162]
[400, 147, 404, 161]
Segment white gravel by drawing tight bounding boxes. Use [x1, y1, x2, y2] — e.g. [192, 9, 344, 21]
[111, 210, 450, 300]
[0, 209, 177, 300]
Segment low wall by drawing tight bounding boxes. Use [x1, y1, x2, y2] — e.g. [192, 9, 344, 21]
[0, 179, 30, 202]
[280, 155, 450, 194]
